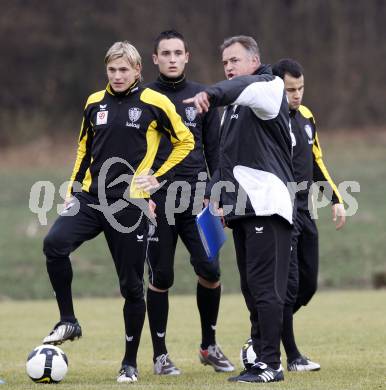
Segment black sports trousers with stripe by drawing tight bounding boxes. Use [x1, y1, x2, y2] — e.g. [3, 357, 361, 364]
[232, 215, 292, 368]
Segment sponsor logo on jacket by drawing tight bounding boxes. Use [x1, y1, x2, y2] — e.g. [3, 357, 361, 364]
[96, 110, 108, 125]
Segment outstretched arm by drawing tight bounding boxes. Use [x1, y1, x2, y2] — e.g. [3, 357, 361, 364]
[184, 74, 284, 121]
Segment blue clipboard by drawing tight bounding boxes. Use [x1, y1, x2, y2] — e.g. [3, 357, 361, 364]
[195, 204, 227, 260]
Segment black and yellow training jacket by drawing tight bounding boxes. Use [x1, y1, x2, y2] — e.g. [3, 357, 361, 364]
[146, 74, 220, 183]
[67, 81, 194, 199]
[290, 104, 343, 210]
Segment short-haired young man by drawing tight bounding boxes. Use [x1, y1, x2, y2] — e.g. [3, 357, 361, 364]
[145, 30, 234, 375]
[185, 36, 295, 383]
[41, 41, 194, 383]
[272, 58, 345, 371]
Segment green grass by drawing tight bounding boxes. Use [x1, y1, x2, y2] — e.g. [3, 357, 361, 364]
[0, 291, 385, 389]
[312, 132, 386, 288]
[1, 132, 386, 298]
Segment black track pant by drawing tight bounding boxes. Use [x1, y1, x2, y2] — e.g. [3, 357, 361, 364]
[43, 192, 147, 367]
[286, 209, 319, 312]
[232, 215, 292, 368]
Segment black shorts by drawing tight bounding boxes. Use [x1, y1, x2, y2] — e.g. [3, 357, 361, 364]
[146, 188, 220, 290]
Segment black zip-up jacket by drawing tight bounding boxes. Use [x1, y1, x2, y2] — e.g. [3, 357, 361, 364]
[290, 105, 343, 211]
[146, 75, 220, 183]
[67, 81, 194, 200]
[206, 65, 295, 224]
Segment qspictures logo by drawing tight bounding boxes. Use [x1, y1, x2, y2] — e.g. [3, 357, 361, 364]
[29, 160, 360, 232]
[29, 157, 165, 233]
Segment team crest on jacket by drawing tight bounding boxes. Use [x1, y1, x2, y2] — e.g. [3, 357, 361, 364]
[126, 107, 142, 129]
[129, 107, 142, 122]
[185, 106, 197, 122]
[184, 106, 197, 127]
[304, 124, 313, 140]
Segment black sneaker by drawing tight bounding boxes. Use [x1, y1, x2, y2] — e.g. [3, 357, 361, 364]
[227, 368, 248, 381]
[154, 353, 181, 375]
[117, 365, 138, 383]
[287, 355, 320, 372]
[228, 362, 284, 383]
[43, 320, 82, 345]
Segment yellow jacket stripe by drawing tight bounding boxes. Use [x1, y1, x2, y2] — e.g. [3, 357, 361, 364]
[299, 105, 343, 204]
[66, 90, 105, 198]
[139, 88, 194, 175]
[312, 133, 343, 203]
[130, 120, 162, 198]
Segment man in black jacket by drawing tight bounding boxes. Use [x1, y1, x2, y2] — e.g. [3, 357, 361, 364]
[185, 36, 295, 383]
[272, 58, 345, 372]
[145, 30, 234, 375]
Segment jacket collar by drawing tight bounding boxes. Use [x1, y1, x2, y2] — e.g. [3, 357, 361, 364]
[106, 80, 140, 97]
[155, 73, 186, 91]
[254, 64, 273, 76]
[289, 109, 298, 117]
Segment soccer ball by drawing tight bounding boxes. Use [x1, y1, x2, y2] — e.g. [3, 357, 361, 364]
[240, 338, 257, 369]
[26, 345, 68, 383]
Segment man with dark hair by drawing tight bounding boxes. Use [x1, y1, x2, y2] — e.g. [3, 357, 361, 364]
[272, 58, 304, 80]
[185, 35, 295, 383]
[145, 30, 234, 375]
[272, 58, 345, 371]
[41, 40, 194, 383]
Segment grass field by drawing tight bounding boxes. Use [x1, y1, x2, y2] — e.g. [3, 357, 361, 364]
[1, 131, 386, 298]
[0, 291, 385, 389]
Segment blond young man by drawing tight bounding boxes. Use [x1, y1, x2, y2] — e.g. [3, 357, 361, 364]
[42, 41, 194, 383]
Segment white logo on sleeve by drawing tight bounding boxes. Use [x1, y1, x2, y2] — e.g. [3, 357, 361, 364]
[255, 226, 264, 234]
[96, 110, 108, 125]
[126, 335, 134, 342]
